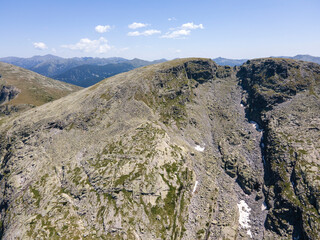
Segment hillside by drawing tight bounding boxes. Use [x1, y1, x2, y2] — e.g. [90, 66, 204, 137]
[0, 58, 319, 239]
[0, 61, 81, 116]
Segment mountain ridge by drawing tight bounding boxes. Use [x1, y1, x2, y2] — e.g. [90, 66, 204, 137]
[1, 54, 319, 88]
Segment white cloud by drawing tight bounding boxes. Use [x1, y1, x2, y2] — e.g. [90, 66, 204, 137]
[161, 29, 191, 39]
[168, 17, 177, 21]
[33, 42, 48, 50]
[95, 25, 111, 33]
[128, 22, 148, 29]
[127, 29, 161, 36]
[161, 22, 204, 39]
[61, 37, 112, 54]
[181, 22, 204, 30]
[127, 31, 140, 37]
[52, 48, 57, 53]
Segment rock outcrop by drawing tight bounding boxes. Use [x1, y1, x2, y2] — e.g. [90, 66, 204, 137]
[0, 58, 319, 239]
[238, 58, 320, 239]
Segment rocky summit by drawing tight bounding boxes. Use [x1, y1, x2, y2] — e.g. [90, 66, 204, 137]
[0, 58, 319, 239]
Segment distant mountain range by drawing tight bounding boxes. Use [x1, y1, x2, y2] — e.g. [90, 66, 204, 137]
[0, 55, 129, 77]
[273, 54, 320, 65]
[54, 59, 166, 87]
[212, 57, 248, 66]
[213, 54, 320, 66]
[1, 54, 319, 87]
[0, 55, 166, 87]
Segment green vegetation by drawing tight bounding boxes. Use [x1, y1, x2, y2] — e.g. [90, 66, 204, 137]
[100, 92, 113, 101]
[29, 186, 41, 207]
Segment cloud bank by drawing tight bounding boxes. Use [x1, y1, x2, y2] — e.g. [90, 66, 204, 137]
[128, 22, 148, 29]
[33, 42, 48, 50]
[162, 22, 204, 39]
[128, 29, 161, 37]
[61, 37, 111, 53]
[95, 25, 111, 33]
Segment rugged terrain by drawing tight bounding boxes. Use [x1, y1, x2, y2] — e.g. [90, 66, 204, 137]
[0, 62, 81, 116]
[0, 58, 319, 239]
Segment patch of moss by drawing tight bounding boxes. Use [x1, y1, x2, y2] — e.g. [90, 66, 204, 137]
[100, 92, 113, 101]
[115, 174, 130, 186]
[0, 118, 6, 126]
[97, 206, 106, 224]
[67, 122, 74, 131]
[298, 149, 308, 155]
[29, 186, 41, 207]
[40, 173, 49, 186]
[72, 167, 82, 185]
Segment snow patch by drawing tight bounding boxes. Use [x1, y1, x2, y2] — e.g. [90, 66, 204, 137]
[261, 202, 267, 211]
[237, 200, 252, 238]
[195, 145, 205, 152]
[240, 103, 244, 107]
[192, 181, 199, 193]
[249, 120, 263, 132]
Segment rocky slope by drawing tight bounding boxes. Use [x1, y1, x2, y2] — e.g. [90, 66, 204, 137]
[238, 58, 320, 239]
[0, 62, 81, 116]
[0, 58, 319, 239]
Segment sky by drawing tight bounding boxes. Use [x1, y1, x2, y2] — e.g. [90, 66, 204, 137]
[1, 0, 319, 60]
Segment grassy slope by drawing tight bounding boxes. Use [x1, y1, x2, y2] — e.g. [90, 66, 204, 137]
[0, 61, 82, 107]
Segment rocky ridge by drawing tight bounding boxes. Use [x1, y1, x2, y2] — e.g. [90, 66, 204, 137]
[0, 58, 319, 239]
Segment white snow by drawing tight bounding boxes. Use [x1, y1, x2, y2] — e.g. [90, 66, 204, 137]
[240, 103, 244, 107]
[237, 200, 252, 238]
[249, 120, 263, 132]
[195, 145, 205, 152]
[192, 181, 199, 193]
[261, 201, 267, 211]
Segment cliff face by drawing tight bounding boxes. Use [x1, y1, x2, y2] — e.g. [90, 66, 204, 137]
[238, 58, 320, 239]
[0, 58, 319, 239]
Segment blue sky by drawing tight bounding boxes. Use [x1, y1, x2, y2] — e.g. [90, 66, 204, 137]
[1, 0, 319, 60]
